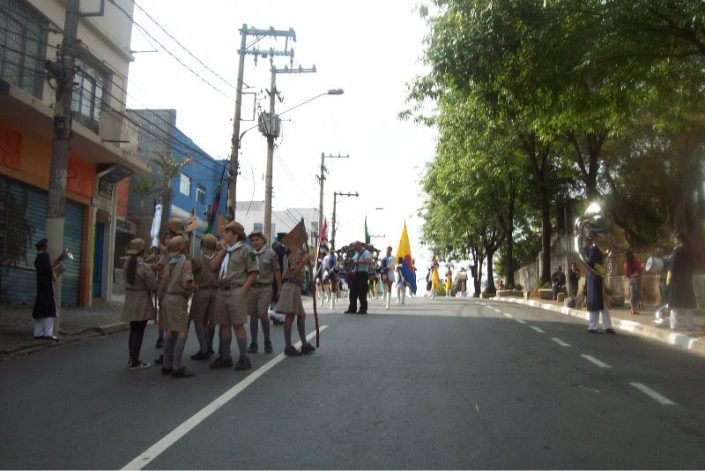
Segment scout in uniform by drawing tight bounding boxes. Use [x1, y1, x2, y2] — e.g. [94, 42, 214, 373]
[161, 236, 198, 378]
[153, 218, 185, 349]
[189, 234, 218, 360]
[210, 221, 258, 371]
[122, 238, 158, 369]
[247, 231, 282, 354]
[278, 244, 316, 357]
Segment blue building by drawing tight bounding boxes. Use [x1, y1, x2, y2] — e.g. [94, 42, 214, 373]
[122, 109, 228, 260]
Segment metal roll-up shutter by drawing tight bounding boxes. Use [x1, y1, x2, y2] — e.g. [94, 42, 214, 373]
[0, 174, 85, 307]
[61, 200, 84, 307]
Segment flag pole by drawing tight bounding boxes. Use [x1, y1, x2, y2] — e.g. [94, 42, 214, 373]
[303, 220, 320, 348]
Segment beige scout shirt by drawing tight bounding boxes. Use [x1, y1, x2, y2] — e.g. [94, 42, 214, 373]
[164, 256, 194, 296]
[282, 250, 306, 285]
[122, 259, 158, 322]
[218, 245, 258, 288]
[192, 253, 217, 289]
[254, 248, 280, 286]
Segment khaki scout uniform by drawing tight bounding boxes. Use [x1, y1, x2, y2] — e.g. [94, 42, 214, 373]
[248, 249, 279, 317]
[215, 244, 258, 325]
[163, 256, 194, 332]
[190, 252, 217, 324]
[277, 250, 307, 316]
[121, 259, 158, 322]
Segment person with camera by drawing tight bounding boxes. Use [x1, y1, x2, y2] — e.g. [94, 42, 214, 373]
[345, 241, 372, 314]
[380, 246, 396, 310]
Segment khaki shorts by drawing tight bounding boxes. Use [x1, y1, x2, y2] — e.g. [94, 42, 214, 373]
[214, 286, 248, 326]
[164, 294, 189, 332]
[276, 282, 305, 316]
[190, 288, 215, 324]
[248, 285, 273, 317]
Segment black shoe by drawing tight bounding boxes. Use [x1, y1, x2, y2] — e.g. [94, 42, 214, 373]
[154, 354, 163, 365]
[161, 367, 173, 375]
[605, 328, 616, 334]
[264, 341, 273, 354]
[247, 342, 258, 354]
[171, 367, 196, 378]
[284, 346, 301, 357]
[190, 351, 210, 361]
[358, 311, 367, 315]
[33, 336, 43, 340]
[43, 335, 59, 341]
[128, 360, 151, 370]
[588, 329, 602, 334]
[209, 357, 234, 369]
[301, 343, 316, 354]
[155, 337, 164, 349]
[206, 347, 215, 355]
[344, 310, 356, 314]
[234, 356, 252, 371]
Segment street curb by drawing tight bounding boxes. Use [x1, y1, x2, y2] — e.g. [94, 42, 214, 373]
[494, 296, 705, 358]
[0, 321, 128, 361]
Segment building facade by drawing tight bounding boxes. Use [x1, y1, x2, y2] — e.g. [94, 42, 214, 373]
[122, 109, 228, 263]
[0, 0, 145, 307]
[234, 200, 319, 246]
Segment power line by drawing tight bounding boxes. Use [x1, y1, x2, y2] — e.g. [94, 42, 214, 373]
[132, 0, 235, 90]
[106, 0, 234, 100]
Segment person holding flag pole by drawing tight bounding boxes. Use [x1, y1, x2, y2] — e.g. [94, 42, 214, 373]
[396, 223, 417, 297]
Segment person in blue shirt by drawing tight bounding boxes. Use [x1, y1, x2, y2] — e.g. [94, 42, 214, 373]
[345, 241, 372, 314]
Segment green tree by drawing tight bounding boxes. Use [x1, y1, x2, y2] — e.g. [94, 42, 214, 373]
[150, 154, 192, 230]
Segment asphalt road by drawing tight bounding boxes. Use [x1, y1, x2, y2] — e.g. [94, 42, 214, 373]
[2, 297, 705, 469]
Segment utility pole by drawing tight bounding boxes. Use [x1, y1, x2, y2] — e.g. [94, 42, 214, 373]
[44, 0, 80, 329]
[331, 191, 359, 246]
[262, 64, 316, 246]
[317, 153, 349, 247]
[227, 26, 296, 221]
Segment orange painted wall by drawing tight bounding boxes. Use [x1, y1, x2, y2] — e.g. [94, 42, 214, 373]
[0, 119, 96, 202]
[116, 178, 129, 219]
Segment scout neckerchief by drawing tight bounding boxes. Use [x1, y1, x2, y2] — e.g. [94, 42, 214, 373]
[169, 254, 185, 265]
[219, 241, 244, 279]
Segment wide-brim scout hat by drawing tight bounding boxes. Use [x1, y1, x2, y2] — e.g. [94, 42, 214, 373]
[201, 234, 217, 252]
[167, 236, 187, 256]
[167, 218, 184, 236]
[248, 231, 267, 243]
[224, 221, 246, 240]
[126, 238, 146, 255]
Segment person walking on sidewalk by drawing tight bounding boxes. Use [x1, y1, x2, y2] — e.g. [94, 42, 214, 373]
[624, 249, 644, 315]
[667, 232, 696, 331]
[210, 221, 258, 371]
[585, 232, 615, 334]
[189, 234, 218, 361]
[345, 241, 372, 314]
[161, 236, 198, 378]
[278, 244, 316, 356]
[32, 238, 69, 341]
[122, 238, 158, 370]
[247, 231, 281, 355]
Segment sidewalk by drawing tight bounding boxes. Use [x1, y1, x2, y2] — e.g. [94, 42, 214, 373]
[493, 295, 705, 357]
[0, 295, 127, 360]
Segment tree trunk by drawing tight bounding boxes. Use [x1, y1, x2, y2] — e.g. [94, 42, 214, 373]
[504, 194, 515, 288]
[485, 250, 496, 294]
[539, 178, 552, 285]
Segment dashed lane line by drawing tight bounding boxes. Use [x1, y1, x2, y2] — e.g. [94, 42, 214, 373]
[122, 326, 329, 470]
[514, 318, 526, 324]
[581, 354, 611, 369]
[551, 337, 571, 347]
[502, 313, 513, 319]
[630, 382, 678, 406]
[530, 326, 545, 334]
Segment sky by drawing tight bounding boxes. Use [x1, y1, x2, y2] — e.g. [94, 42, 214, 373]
[126, 0, 439, 271]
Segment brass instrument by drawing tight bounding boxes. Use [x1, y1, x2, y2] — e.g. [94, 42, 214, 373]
[574, 202, 627, 277]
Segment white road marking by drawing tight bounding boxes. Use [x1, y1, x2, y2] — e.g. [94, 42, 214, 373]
[122, 326, 329, 470]
[581, 354, 611, 369]
[502, 313, 513, 318]
[551, 337, 571, 347]
[578, 385, 600, 393]
[530, 326, 545, 334]
[630, 382, 677, 406]
[514, 318, 526, 325]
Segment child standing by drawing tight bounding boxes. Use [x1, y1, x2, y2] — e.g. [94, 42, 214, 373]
[278, 245, 316, 356]
[247, 231, 281, 354]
